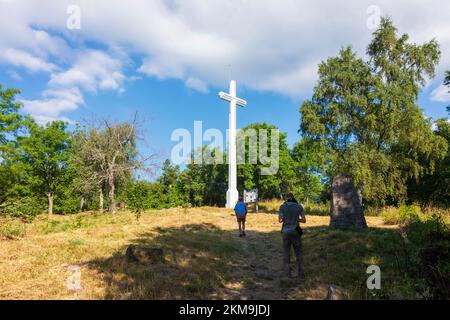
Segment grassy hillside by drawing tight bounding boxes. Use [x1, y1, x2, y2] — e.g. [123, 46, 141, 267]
[0, 207, 446, 300]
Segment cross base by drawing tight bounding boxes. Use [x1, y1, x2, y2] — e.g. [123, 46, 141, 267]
[226, 189, 239, 209]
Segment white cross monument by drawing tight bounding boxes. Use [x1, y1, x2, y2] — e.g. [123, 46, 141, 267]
[218, 80, 247, 208]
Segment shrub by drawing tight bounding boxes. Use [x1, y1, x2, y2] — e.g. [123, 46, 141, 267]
[0, 221, 27, 239]
[38, 215, 90, 234]
[399, 205, 420, 221]
[382, 205, 420, 225]
[304, 202, 329, 216]
[398, 215, 450, 299]
[54, 195, 81, 214]
[0, 197, 44, 221]
[126, 181, 150, 220]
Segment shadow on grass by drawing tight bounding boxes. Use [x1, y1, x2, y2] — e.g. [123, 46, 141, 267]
[86, 222, 408, 300]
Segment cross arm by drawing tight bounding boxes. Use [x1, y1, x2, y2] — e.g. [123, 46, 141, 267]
[218, 92, 247, 107]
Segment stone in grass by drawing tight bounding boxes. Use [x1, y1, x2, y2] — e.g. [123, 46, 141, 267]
[125, 245, 164, 265]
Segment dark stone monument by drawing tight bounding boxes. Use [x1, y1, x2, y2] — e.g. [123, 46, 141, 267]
[330, 175, 367, 229]
[125, 245, 164, 265]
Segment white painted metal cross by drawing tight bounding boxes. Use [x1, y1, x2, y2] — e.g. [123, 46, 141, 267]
[218, 80, 247, 208]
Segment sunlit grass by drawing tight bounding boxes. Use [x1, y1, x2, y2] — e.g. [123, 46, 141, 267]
[0, 205, 443, 300]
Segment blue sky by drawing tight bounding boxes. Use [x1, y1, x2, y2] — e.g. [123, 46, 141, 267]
[0, 0, 449, 166]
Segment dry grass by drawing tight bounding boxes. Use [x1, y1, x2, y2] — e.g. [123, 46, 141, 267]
[0, 207, 407, 300]
[258, 199, 329, 216]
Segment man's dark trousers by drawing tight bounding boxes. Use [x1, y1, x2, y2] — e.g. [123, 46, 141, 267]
[282, 230, 305, 278]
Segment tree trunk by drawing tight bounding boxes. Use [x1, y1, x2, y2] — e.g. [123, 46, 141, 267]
[80, 195, 85, 212]
[99, 187, 104, 213]
[330, 175, 367, 229]
[108, 176, 116, 214]
[47, 192, 54, 215]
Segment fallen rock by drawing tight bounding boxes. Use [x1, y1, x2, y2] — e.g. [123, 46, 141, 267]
[125, 245, 164, 265]
[326, 285, 347, 300]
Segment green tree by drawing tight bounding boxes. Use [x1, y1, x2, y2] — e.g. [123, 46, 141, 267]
[445, 70, 450, 114]
[408, 119, 450, 207]
[300, 17, 446, 207]
[237, 122, 295, 200]
[157, 159, 190, 207]
[126, 180, 150, 220]
[291, 138, 326, 204]
[71, 130, 105, 212]
[0, 84, 22, 150]
[445, 70, 450, 87]
[0, 84, 26, 205]
[18, 120, 71, 214]
[159, 159, 180, 188]
[175, 147, 227, 207]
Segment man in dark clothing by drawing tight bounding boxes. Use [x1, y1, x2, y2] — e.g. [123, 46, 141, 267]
[278, 193, 306, 278]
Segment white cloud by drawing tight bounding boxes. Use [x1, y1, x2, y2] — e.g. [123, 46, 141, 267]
[21, 88, 84, 123]
[185, 77, 209, 93]
[0, 48, 57, 73]
[14, 47, 126, 123]
[430, 84, 450, 102]
[31, 115, 74, 126]
[7, 69, 22, 81]
[0, 0, 449, 111]
[49, 49, 126, 94]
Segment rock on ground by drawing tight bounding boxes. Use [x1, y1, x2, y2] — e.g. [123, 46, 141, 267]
[125, 245, 164, 265]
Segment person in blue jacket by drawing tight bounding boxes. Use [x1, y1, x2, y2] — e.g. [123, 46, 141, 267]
[234, 195, 248, 237]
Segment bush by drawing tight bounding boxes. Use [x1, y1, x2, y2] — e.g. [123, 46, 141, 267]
[304, 202, 329, 216]
[0, 221, 27, 239]
[0, 197, 44, 221]
[126, 181, 150, 220]
[382, 205, 420, 225]
[399, 215, 450, 299]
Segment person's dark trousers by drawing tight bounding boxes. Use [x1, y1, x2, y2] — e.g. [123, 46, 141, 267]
[282, 230, 305, 278]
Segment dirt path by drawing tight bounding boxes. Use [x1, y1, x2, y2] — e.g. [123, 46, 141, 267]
[211, 227, 286, 300]
[239, 230, 284, 299]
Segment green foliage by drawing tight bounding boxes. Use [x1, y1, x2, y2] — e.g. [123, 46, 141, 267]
[396, 215, 450, 299]
[126, 181, 150, 220]
[303, 202, 329, 216]
[291, 138, 326, 203]
[300, 17, 446, 205]
[0, 221, 26, 239]
[177, 150, 227, 207]
[445, 70, 450, 89]
[0, 196, 44, 221]
[38, 215, 92, 234]
[0, 84, 22, 148]
[445, 70, 450, 113]
[408, 119, 450, 207]
[159, 159, 179, 188]
[382, 205, 420, 225]
[237, 122, 321, 200]
[17, 120, 71, 214]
